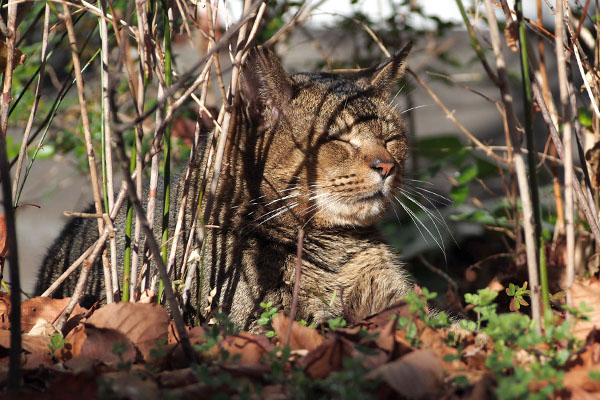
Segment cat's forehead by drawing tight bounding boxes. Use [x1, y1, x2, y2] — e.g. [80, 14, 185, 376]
[289, 71, 402, 136]
[291, 72, 361, 96]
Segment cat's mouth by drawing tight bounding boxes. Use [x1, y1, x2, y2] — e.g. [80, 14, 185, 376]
[356, 189, 386, 202]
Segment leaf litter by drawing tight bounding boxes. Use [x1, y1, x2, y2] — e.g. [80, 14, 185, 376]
[1, 280, 600, 399]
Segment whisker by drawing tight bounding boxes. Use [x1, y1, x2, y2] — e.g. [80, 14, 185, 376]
[399, 189, 446, 224]
[264, 193, 301, 207]
[393, 195, 430, 245]
[406, 186, 452, 206]
[393, 195, 446, 256]
[399, 104, 430, 115]
[399, 189, 448, 257]
[257, 202, 299, 226]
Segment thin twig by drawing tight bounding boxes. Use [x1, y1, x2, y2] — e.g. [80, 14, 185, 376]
[199, 0, 268, 245]
[407, 69, 507, 165]
[285, 228, 305, 348]
[42, 183, 129, 298]
[12, 4, 50, 204]
[485, 0, 542, 325]
[60, 2, 106, 253]
[97, 0, 119, 301]
[0, 0, 21, 390]
[531, 81, 600, 244]
[111, 104, 195, 364]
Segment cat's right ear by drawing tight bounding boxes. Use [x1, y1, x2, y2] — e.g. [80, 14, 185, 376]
[240, 46, 294, 124]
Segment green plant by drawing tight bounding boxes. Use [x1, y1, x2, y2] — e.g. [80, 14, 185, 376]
[112, 342, 132, 371]
[464, 287, 498, 331]
[506, 282, 530, 311]
[48, 333, 67, 355]
[257, 301, 279, 338]
[327, 316, 347, 330]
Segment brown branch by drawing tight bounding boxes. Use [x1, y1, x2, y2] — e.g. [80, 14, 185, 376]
[0, 0, 21, 390]
[285, 228, 305, 347]
[12, 4, 50, 203]
[484, 0, 541, 325]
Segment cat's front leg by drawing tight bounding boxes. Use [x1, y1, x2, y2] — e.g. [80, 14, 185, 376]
[339, 248, 412, 321]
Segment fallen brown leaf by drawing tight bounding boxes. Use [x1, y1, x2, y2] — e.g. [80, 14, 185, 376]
[0, 292, 9, 329]
[218, 332, 272, 364]
[364, 301, 411, 329]
[0, 330, 53, 369]
[0, 215, 7, 259]
[272, 313, 324, 351]
[63, 323, 137, 365]
[86, 302, 169, 361]
[571, 279, 600, 340]
[367, 349, 443, 398]
[102, 370, 160, 400]
[20, 296, 86, 333]
[301, 338, 347, 378]
[563, 368, 600, 396]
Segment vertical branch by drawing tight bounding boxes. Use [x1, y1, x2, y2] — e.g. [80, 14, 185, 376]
[201, 0, 270, 225]
[455, 0, 499, 86]
[285, 228, 305, 347]
[60, 3, 106, 250]
[12, 4, 50, 204]
[516, 0, 547, 315]
[158, 0, 173, 302]
[555, 0, 576, 310]
[131, 0, 151, 302]
[112, 116, 194, 364]
[98, 0, 119, 301]
[484, 0, 542, 325]
[0, 0, 21, 390]
[98, 0, 114, 304]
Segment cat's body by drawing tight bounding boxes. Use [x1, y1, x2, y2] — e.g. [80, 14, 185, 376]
[36, 45, 413, 331]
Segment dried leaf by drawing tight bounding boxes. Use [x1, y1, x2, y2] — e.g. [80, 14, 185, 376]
[0, 329, 53, 369]
[218, 332, 271, 364]
[86, 302, 169, 361]
[63, 323, 136, 365]
[20, 296, 86, 333]
[40, 371, 99, 400]
[563, 368, 600, 396]
[504, 20, 519, 52]
[571, 280, 600, 340]
[28, 318, 59, 338]
[102, 370, 160, 400]
[0, 292, 10, 329]
[272, 313, 324, 351]
[375, 318, 396, 352]
[586, 140, 600, 189]
[0, 215, 7, 258]
[364, 301, 411, 328]
[367, 349, 443, 398]
[301, 338, 346, 378]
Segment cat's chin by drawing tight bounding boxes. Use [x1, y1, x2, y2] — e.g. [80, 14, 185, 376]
[314, 196, 388, 227]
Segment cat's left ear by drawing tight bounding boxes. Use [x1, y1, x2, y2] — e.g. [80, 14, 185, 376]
[356, 41, 412, 98]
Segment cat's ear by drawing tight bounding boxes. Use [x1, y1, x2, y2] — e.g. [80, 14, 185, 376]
[240, 46, 294, 123]
[356, 41, 412, 98]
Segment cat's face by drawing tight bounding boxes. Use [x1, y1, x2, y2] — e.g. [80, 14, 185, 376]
[241, 45, 410, 228]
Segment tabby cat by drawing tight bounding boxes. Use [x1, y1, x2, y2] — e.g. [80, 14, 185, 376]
[36, 44, 413, 331]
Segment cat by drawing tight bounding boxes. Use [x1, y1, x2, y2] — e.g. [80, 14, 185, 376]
[36, 43, 413, 332]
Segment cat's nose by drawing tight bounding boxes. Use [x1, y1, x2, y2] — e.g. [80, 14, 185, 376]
[371, 158, 395, 178]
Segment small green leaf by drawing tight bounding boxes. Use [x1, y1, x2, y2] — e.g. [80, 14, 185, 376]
[456, 164, 478, 184]
[579, 108, 593, 128]
[453, 375, 470, 388]
[450, 184, 469, 206]
[590, 370, 600, 381]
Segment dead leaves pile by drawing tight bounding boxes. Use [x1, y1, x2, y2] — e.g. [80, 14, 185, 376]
[1, 285, 600, 399]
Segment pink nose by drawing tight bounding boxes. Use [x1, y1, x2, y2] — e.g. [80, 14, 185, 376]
[371, 159, 395, 178]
